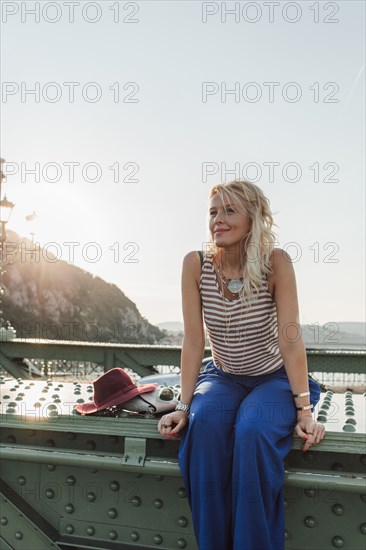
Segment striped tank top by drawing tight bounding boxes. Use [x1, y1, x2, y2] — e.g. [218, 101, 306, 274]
[199, 252, 284, 376]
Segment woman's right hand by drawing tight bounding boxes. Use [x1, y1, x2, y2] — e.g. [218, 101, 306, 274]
[157, 410, 189, 437]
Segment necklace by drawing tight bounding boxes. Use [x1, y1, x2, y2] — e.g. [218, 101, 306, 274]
[218, 267, 245, 369]
[216, 261, 244, 294]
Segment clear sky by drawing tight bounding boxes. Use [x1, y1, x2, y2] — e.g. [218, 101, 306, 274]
[1, 0, 365, 327]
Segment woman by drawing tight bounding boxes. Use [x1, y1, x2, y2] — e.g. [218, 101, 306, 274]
[157, 179, 325, 550]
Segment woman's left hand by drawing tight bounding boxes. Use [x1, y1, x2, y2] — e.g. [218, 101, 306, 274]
[295, 416, 326, 452]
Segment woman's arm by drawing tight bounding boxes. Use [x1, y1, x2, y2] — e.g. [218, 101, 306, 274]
[157, 251, 205, 436]
[179, 251, 206, 405]
[271, 248, 325, 449]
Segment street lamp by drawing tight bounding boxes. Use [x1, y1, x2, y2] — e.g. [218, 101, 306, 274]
[0, 195, 15, 243]
[0, 158, 17, 340]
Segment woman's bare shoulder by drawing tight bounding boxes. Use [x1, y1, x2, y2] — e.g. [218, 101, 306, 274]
[182, 250, 203, 285]
[269, 247, 294, 281]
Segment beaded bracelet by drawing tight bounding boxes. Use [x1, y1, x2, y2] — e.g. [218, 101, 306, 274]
[295, 404, 313, 411]
[292, 391, 310, 398]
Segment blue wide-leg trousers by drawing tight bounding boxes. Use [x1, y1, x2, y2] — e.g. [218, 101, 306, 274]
[178, 361, 321, 550]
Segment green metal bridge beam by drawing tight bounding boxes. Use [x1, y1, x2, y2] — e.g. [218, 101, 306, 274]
[0, 351, 28, 380]
[0, 479, 61, 550]
[0, 339, 365, 380]
[1, 445, 365, 494]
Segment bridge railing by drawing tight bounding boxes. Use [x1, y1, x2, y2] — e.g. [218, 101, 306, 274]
[0, 339, 365, 383]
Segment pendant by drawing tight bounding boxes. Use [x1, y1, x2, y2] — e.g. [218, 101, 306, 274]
[227, 279, 243, 293]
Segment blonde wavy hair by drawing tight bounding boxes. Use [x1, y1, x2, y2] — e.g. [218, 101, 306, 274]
[206, 179, 279, 308]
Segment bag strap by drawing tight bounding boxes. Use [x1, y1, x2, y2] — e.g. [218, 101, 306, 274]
[197, 250, 203, 268]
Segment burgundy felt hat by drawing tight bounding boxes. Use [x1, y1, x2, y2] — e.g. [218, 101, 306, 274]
[75, 368, 157, 414]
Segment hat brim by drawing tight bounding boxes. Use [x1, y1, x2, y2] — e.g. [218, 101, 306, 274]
[75, 383, 157, 415]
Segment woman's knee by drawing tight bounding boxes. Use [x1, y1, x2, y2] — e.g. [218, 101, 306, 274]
[191, 394, 238, 427]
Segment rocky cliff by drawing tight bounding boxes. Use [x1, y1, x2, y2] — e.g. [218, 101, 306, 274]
[1, 231, 164, 344]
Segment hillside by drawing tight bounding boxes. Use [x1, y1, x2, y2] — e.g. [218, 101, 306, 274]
[1, 231, 164, 344]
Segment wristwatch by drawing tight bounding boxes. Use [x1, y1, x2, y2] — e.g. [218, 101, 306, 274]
[175, 400, 190, 413]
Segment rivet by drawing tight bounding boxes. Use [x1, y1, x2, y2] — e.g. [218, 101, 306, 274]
[130, 531, 139, 541]
[154, 498, 163, 509]
[177, 538, 187, 548]
[109, 530, 118, 540]
[155, 475, 164, 481]
[45, 489, 55, 499]
[65, 504, 74, 514]
[305, 489, 316, 498]
[15, 532, 23, 540]
[34, 402, 41, 408]
[345, 410, 355, 417]
[2, 395, 10, 399]
[109, 481, 119, 492]
[345, 418, 356, 425]
[48, 410, 59, 418]
[87, 492, 96, 502]
[331, 463, 344, 472]
[178, 487, 187, 498]
[107, 508, 118, 519]
[18, 476, 26, 486]
[360, 455, 366, 466]
[332, 535, 344, 548]
[66, 476, 76, 486]
[178, 516, 188, 528]
[65, 525, 74, 534]
[47, 465, 56, 471]
[153, 534, 163, 544]
[317, 414, 327, 422]
[332, 504, 344, 516]
[15, 396, 23, 401]
[47, 404, 57, 410]
[304, 516, 316, 528]
[321, 403, 330, 410]
[86, 526, 95, 536]
[86, 440, 96, 450]
[131, 496, 141, 507]
[360, 523, 366, 535]
[0, 517, 8, 525]
[51, 394, 59, 399]
[76, 398, 84, 403]
[342, 424, 356, 432]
